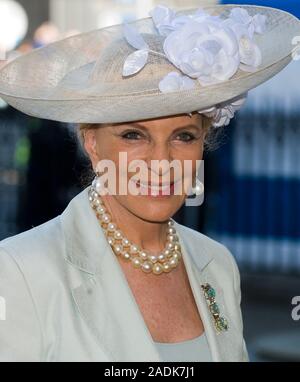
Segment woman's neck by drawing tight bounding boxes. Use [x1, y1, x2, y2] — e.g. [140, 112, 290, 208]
[100, 195, 168, 254]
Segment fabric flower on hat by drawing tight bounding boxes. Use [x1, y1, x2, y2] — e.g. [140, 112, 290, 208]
[222, 9, 262, 72]
[158, 72, 196, 93]
[149, 5, 221, 36]
[123, 6, 267, 82]
[229, 7, 267, 38]
[198, 92, 248, 128]
[163, 20, 240, 86]
[122, 5, 267, 127]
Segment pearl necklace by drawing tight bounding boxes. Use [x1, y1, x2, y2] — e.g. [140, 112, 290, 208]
[88, 185, 182, 275]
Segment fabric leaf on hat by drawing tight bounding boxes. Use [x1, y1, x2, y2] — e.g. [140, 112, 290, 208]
[123, 49, 149, 77]
[123, 23, 149, 50]
[149, 5, 177, 36]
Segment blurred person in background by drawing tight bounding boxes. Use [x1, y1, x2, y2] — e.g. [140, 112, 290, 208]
[17, 21, 86, 231]
[32, 21, 60, 48]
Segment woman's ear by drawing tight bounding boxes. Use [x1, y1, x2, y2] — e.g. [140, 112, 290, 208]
[83, 129, 99, 168]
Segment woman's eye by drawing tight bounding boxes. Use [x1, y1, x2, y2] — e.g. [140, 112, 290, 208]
[121, 131, 143, 140]
[175, 132, 196, 142]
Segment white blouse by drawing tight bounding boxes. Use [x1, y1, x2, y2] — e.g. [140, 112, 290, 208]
[154, 332, 213, 362]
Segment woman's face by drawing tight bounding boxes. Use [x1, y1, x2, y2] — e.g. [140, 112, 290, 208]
[84, 114, 208, 223]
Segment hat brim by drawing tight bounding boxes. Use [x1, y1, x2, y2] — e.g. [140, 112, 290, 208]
[0, 4, 299, 123]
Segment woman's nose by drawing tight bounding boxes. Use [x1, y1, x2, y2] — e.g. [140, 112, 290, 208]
[147, 142, 173, 176]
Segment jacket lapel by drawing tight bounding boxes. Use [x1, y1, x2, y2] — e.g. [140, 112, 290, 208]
[70, 252, 162, 361]
[61, 187, 161, 361]
[61, 186, 234, 361]
[176, 222, 243, 362]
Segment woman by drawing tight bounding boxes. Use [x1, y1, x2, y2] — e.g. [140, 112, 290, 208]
[0, 4, 298, 362]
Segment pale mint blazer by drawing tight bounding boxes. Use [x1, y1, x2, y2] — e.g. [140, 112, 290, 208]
[0, 186, 249, 362]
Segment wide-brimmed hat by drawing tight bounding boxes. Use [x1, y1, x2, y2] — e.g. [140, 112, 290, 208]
[0, 4, 299, 127]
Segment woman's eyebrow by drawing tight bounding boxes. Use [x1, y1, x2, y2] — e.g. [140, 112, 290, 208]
[127, 123, 148, 131]
[111, 123, 202, 134]
[172, 124, 202, 133]
[111, 123, 148, 131]
[125, 123, 200, 131]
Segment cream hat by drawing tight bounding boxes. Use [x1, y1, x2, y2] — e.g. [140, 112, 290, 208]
[0, 4, 299, 127]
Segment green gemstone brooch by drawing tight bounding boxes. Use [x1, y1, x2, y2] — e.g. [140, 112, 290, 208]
[201, 283, 229, 333]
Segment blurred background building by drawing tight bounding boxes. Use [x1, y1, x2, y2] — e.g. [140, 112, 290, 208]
[0, 0, 299, 362]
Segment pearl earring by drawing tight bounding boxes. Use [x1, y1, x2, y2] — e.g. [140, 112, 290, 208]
[191, 172, 204, 196]
[92, 172, 103, 195]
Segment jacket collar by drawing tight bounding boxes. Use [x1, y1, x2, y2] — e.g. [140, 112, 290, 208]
[60, 186, 232, 362]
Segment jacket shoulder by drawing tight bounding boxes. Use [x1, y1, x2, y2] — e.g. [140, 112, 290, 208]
[0, 215, 65, 275]
[0, 220, 64, 361]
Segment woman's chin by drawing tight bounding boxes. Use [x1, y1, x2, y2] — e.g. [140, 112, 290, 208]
[123, 194, 184, 223]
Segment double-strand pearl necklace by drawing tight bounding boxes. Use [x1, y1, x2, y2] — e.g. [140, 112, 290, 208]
[88, 185, 182, 275]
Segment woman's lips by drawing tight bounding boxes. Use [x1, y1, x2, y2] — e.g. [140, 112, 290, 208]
[132, 179, 177, 197]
